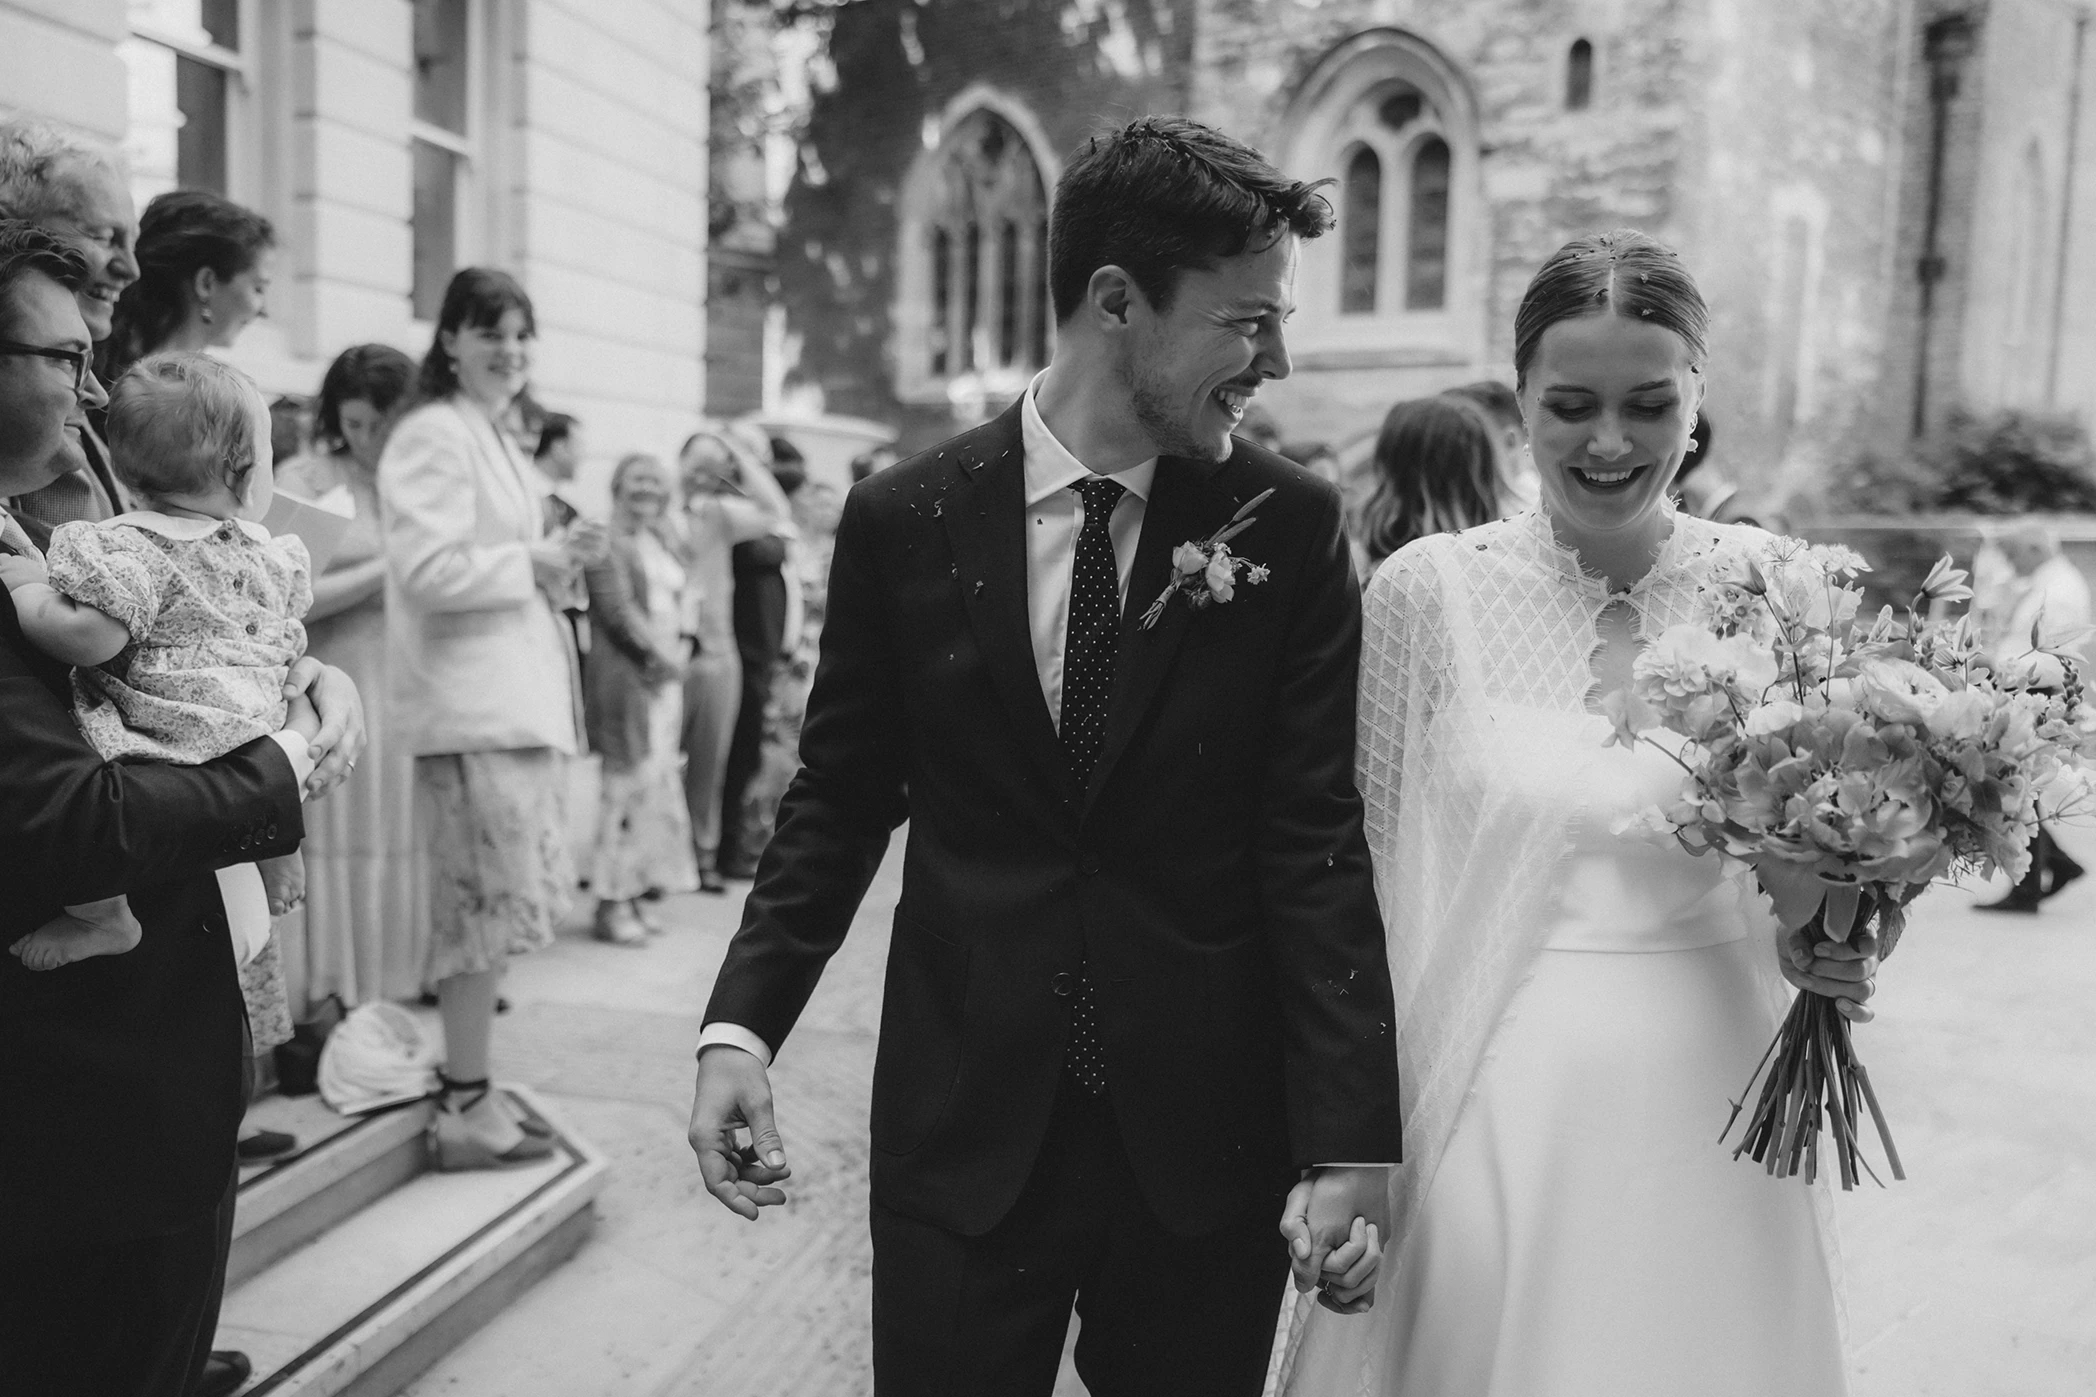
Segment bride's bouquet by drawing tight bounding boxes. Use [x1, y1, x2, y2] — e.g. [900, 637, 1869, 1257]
[1606, 539, 2095, 1188]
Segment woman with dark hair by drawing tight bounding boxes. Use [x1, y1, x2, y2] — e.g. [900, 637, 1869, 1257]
[581, 453, 700, 942]
[100, 188, 274, 384]
[1348, 396, 1499, 578]
[381, 268, 595, 1169]
[276, 344, 426, 1014]
[1285, 230, 1870, 1394]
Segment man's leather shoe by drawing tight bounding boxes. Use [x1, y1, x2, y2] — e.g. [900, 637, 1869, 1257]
[197, 1350, 251, 1397]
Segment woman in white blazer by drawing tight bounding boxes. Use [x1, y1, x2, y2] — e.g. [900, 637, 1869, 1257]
[380, 268, 597, 1169]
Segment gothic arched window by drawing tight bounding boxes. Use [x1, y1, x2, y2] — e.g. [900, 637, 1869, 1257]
[1279, 30, 1482, 361]
[1340, 146, 1382, 314]
[1567, 39, 1594, 111]
[899, 103, 1052, 402]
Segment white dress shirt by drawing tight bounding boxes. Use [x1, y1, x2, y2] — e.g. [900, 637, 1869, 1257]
[698, 380, 1154, 1067]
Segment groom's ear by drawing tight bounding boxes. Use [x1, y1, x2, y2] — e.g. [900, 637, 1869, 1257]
[1087, 266, 1138, 329]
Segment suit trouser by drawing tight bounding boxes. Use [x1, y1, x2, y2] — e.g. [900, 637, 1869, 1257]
[680, 646, 742, 866]
[0, 1168, 237, 1397]
[869, 1078, 1294, 1397]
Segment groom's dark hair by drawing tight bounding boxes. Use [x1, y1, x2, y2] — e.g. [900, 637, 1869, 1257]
[1048, 116, 1333, 324]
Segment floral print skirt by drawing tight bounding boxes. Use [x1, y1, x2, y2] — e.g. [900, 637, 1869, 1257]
[416, 748, 576, 982]
[590, 683, 699, 902]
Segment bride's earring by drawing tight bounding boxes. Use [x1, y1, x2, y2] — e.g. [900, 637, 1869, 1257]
[200, 306, 214, 325]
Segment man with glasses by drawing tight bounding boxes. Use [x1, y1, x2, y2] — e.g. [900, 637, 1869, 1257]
[0, 115, 138, 547]
[0, 219, 364, 1397]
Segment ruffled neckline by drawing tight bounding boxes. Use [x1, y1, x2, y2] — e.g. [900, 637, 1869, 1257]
[1517, 500, 1713, 603]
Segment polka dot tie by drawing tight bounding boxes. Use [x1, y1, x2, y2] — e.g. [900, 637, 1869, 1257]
[1062, 476, 1123, 1096]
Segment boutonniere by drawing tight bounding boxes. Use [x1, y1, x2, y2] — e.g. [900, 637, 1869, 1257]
[1138, 488, 1275, 630]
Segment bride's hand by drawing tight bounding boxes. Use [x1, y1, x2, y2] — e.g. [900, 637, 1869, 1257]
[1774, 919, 1880, 1023]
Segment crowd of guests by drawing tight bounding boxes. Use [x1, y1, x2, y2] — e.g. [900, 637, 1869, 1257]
[0, 113, 838, 1396]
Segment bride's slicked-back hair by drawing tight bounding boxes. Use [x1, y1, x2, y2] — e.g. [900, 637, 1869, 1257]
[1512, 229, 1709, 387]
[1048, 115, 1333, 324]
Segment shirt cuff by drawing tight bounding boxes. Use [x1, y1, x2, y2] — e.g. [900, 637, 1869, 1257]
[697, 1022, 774, 1068]
[266, 729, 316, 794]
[1314, 1162, 1397, 1170]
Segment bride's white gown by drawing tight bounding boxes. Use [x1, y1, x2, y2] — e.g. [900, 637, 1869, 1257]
[1374, 712, 1845, 1396]
[1282, 510, 1848, 1397]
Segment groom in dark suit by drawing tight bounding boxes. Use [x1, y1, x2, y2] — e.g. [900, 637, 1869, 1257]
[688, 117, 1403, 1394]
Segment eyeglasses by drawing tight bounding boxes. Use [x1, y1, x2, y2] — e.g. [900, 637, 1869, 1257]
[0, 340, 91, 394]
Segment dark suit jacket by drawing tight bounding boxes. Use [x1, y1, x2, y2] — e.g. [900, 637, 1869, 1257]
[704, 404, 1403, 1239]
[0, 585, 305, 1257]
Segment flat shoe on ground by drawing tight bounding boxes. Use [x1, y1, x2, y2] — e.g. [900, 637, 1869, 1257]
[237, 1129, 299, 1164]
[197, 1350, 252, 1397]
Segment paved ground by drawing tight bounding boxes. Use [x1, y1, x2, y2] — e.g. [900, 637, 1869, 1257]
[403, 827, 2096, 1396]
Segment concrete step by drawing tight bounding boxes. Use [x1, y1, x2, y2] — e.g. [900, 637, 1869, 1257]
[232, 1096, 434, 1288]
[218, 1087, 609, 1397]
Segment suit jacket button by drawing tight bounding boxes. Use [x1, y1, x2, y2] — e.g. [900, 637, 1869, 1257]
[1051, 972, 1075, 997]
[1079, 854, 1100, 876]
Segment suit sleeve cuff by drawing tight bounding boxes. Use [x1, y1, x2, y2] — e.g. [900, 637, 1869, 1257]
[266, 730, 316, 794]
[697, 1022, 774, 1068]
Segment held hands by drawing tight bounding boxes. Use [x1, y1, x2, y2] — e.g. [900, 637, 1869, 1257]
[1757, 859, 1879, 1023]
[282, 657, 367, 800]
[1279, 1165, 1388, 1314]
[687, 1045, 793, 1221]
[529, 539, 579, 594]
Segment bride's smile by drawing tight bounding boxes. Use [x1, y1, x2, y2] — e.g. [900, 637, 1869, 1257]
[1518, 309, 1705, 574]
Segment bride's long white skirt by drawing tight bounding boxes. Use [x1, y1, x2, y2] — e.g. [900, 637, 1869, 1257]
[1305, 938, 1848, 1397]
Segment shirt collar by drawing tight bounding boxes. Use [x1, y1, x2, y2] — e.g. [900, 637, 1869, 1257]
[1021, 371, 1156, 507]
[109, 509, 270, 543]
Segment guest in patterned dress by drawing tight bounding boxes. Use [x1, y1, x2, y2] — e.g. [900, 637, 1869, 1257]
[276, 344, 428, 1012]
[582, 453, 701, 944]
[382, 267, 593, 1171]
[3, 352, 309, 1007]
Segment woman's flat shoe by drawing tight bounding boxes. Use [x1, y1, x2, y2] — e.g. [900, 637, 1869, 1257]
[432, 1080, 556, 1170]
[592, 902, 646, 945]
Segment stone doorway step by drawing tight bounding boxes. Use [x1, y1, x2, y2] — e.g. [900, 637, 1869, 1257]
[215, 1088, 608, 1396]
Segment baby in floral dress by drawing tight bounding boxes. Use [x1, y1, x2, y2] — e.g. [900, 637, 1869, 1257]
[2, 352, 311, 970]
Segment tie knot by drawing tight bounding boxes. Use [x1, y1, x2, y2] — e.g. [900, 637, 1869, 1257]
[1076, 476, 1124, 518]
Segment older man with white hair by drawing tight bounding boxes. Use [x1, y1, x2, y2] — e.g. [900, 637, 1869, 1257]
[0, 115, 138, 544]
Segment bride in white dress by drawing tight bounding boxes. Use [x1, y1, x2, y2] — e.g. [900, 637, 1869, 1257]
[1281, 231, 1879, 1396]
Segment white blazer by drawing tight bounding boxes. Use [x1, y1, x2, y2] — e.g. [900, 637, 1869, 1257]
[380, 396, 579, 757]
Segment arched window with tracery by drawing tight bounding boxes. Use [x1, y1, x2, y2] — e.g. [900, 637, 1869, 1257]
[900, 105, 1051, 401]
[1280, 30, 1481, 361]
[1567, 39, 1594, 111]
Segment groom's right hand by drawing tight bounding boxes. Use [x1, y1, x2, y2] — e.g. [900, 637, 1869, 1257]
[687, 1045, 793, 1220]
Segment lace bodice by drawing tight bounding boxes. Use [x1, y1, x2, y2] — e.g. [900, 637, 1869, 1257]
[1349, 508, 1775, 1242]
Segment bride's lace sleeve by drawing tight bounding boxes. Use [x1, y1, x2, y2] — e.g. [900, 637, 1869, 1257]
[1356, 544, 1454, 858]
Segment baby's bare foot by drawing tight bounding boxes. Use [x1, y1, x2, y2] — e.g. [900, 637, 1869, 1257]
[259, 850, 307, 916]
[9, 906, 143, 971]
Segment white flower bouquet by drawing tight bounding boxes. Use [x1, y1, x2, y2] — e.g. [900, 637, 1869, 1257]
[1607, 541, 2096, 1187]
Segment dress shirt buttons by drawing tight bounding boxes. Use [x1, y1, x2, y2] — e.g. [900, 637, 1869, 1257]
[244, 621, 258, 635]
[1051, 972, 1076, 997]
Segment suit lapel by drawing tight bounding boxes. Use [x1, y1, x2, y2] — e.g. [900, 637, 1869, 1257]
[939, 408, 1077, 809]
[1082, 454, 1229, 813]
